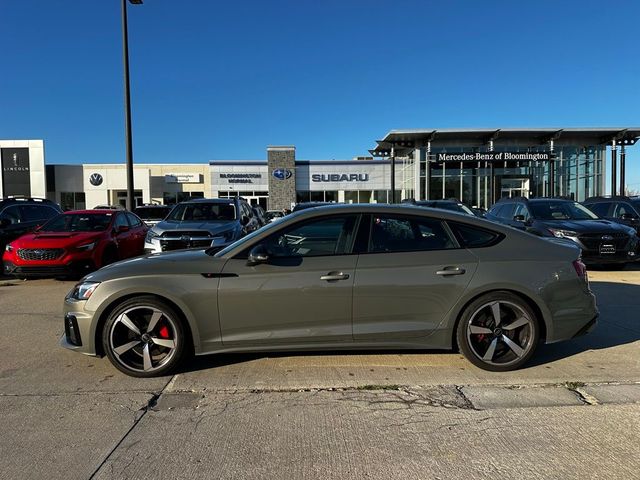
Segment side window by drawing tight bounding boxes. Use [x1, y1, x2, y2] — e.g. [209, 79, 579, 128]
[498, 203, 515, 219]
[488, 204, 503, 217]
[369, 215, 455, 253]
[126, 212, 142, 227]
[0, 205, 22, 224]
[585, 202, 610, 217]
[614, 202, 637, 219]
[114, 213, 129, 230]
[19, 205, 59, 222]
[448, 222, 504, 248]
[252, 215, 358, 258]
[513, 204, 530, 221]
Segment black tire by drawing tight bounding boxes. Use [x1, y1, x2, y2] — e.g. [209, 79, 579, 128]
[456, 291, 540, 372]
[102, 296, 187, 378]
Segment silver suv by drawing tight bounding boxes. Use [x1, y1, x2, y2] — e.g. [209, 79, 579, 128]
[144, 198, 260, 253]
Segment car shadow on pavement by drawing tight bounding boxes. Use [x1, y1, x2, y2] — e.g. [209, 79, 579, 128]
[178, 280, 640, 374]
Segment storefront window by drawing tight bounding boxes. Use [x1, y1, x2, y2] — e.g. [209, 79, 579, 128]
[296, 191, 310, 203]
[344, 191, 358, 204]
[310, 191, 324, 202]
[325, 191, 338, 202]
[60, 192, 86, 211]
[358, 190, 373, 203]
[373, 190, 387, 203]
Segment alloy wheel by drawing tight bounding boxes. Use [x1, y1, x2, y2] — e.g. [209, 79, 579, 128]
[465, 300, 535, 368]
[108, 306, 179, 373]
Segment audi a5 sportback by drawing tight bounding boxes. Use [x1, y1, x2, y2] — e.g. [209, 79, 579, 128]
[3, 210, 147, 278]
[144, 198, 260, 253]
[486, 197, 638, 267]
[61, 204, 597, 377]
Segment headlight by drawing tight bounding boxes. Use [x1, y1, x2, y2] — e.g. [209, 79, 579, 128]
[75, 242, 96, 251]
[211, 229, 236, 244]
[146, 229, 159, 243]
[70, 281, 100, 300]
[5, 244, 13, 252]
[549, 229, 578, 238]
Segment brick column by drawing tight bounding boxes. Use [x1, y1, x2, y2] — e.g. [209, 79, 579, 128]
[267, 146, 296, 211]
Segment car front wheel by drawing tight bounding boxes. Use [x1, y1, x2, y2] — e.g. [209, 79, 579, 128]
[103, 296, 186, 377]
[456, 292, 540, 372]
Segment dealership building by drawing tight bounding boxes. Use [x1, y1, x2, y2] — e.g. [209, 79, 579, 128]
[2, 128, 639, 211]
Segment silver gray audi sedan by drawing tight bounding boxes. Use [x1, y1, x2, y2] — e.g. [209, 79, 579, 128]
[61, 204, 598, 377]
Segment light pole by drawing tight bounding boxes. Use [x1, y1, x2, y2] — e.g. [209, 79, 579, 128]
[121, 0, 142, 210]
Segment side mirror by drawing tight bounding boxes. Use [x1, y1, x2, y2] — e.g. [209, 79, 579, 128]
[620, 213, 635, 221]
[513, 214, 526, 222]
[247, 244, 269, 266]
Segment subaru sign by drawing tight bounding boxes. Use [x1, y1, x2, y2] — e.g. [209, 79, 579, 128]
[272, 169, 292, 180]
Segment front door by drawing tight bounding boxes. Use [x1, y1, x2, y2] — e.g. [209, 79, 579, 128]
[353, 214, 478, 340]
[217, 214, 359, 345]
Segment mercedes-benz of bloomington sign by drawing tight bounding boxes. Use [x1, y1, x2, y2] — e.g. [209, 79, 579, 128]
[437, 152, 553, 162]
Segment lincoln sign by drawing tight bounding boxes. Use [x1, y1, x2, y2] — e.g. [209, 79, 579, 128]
[312, 173, 369, 182]
[437, 152, 553, 162]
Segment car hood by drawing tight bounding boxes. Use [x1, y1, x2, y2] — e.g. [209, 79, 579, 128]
[151, 220, 238, 235]
[538, 219, 633, 234]
[10, 231, 104, 249]
[84, 248, 225, 281]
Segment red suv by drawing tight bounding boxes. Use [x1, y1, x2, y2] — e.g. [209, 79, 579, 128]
[3, 210, 148, 278]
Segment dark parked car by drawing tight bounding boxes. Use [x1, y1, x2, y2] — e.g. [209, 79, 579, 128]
[582, 196, 640, 234]
[402, 199, 475, 216]
[133, 205, 173, 227]
[265, 210, 286, 223]
[252, 205, 268, 227]
[486, 197, 638, 267]
[144, 197, 260, 253]
[0, 197, 62, 253]
[3, 209, 148, 278]
[61, 204, 597, 377]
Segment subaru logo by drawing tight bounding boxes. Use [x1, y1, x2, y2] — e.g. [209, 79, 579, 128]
[181, 235, 191, 243]
[602, 235, 613, 241]
[89, 173, 103, 186]
[33, 250, 44, 256]
[272, 169, 292, 180]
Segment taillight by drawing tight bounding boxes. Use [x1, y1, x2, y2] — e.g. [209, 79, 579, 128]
[573, 259, 588, 282]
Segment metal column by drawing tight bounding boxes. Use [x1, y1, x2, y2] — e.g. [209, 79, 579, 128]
[390, 145, 396, 203]
[620, 144, 626, 196]
[549, 139, 555, 197]
[611, 139, 617, 196]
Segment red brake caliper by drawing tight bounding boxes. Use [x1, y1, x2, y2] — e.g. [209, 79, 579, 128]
[158, 325, 170, 339]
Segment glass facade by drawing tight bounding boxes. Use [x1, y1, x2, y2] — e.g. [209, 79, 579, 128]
[419, 146, 605, 208]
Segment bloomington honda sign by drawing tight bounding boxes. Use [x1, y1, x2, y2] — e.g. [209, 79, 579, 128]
[437, 152, 553, 162]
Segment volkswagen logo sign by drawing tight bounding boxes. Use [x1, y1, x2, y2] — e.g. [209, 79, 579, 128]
[89, 173, 103, 186]
[272, 169, 292, 180]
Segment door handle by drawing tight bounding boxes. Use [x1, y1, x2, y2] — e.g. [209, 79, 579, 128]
[320, 272, 350, 282]
[436, 267, 466, 276]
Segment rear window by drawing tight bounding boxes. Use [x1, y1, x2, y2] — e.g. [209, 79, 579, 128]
[133, 206, 172, 220]
[448, 222, 503, 248]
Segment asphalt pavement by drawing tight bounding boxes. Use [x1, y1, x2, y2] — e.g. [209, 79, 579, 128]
[1, 268, 639, 479]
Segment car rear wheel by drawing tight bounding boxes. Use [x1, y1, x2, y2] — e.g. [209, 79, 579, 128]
[103, 297, 186, 377]
[456, 292, 539, 372]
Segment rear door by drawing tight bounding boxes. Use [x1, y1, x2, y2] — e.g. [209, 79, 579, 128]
[352, 213, 478, 341]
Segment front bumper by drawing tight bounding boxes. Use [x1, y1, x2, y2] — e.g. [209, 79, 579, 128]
[60, 297, 99, 356]
[3, 259, 95, 277]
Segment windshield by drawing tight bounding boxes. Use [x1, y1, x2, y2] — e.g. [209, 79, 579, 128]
[167, 202, 236, 222]
[530, 201, 598, 220]
[41, 213, 113, 232]
[134, 206, 172, 220]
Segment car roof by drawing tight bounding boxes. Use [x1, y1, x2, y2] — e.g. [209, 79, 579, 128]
[66, 209, 118, 215]
[180, 198, 237, 204]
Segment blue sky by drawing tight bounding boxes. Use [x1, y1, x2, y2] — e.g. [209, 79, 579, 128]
[1, 0, 639, 187]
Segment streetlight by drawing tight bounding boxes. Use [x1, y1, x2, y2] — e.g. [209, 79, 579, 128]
[121, 0, 142, 211]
